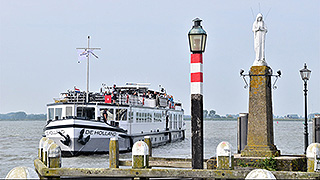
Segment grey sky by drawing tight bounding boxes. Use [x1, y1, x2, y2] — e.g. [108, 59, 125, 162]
[0, 0, 319, 116]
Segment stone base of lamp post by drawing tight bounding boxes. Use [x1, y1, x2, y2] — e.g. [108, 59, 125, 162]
[241, 144, 280, 157]
[241, 66, 280, 157]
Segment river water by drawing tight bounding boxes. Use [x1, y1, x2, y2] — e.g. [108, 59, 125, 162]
[0, 120, 310, 177]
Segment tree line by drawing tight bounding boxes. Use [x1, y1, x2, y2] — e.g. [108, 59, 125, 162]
[0, 111, 46, 120]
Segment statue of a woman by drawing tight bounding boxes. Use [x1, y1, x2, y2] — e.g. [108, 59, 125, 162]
[252, 13, 267, 66]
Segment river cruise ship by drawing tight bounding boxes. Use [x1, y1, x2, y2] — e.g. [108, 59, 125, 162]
[44, 83, 185, 156]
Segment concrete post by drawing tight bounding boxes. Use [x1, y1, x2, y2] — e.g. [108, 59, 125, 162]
[306, 143, 320, 172]
[216, 141, 234, 170]
[144, 136, 152, 157]
[245, 169, 276, 179]
[132, 141, 149, 169]
[237, 113, 248, 153]
[313, 114, 320, 143]
[47, 143, 61, 168]
[109, 137, 119, 168]
[38, 137, 48, 161]
[5, 167, 39, 179]
[132, 141, 149, 180]
[42, 139, 54, 166]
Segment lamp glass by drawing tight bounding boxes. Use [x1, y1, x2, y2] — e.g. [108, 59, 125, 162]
[188, 34, 207, 52]
[300, 68, 311, 81]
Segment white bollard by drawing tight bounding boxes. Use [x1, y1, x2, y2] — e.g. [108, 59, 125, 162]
[38, 137, 48, 160]
[132, 141, 149, 169]
[306, 143, 320, 172]
[42, 139, 54, 166]
[47, 143, 62, 168]
[216, 141, 233, 170]
[5, 166, 39, 179]
[245, 169, 276, 179]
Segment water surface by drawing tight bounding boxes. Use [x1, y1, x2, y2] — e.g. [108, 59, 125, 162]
[0, 120, 309, 177]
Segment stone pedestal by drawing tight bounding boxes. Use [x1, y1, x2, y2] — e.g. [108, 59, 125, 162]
[241, 66, 280, 157]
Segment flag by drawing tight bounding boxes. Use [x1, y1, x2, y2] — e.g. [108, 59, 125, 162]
[77, 49, 99, 62]
[105, 95, 112, 103]
[77, 49, 88, 62]
[74, 87, 80, 93]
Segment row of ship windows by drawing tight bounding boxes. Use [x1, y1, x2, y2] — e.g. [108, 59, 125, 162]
[137, 133, 182, 143]
[137, 136, 168, 142]
[48, 107, 182, 124]
[134, 112, 163, 123]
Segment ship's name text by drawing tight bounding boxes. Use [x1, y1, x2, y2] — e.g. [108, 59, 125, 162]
[85, 130, 116, 136]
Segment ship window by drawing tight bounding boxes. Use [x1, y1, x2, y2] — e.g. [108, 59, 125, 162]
[48, 108, 54, 120]
[77, 107, 95, 120]
[178, 114, 181, 128]
[136, 112, 139, 123]
[128, 111, 133, 122]
[116, 109, 127, 121]
[174, 114, 177, 129]
[143, 113, 145, 122]
[66, 107, 73, 117]
[135, 112, 150, 123]
[101, 108, 114, 121]
[55, 108, 62, 119]
[142, 113, 146, 122]
[147, 113, 152, 122]
[169, 114, 172, 129]
[154, 113, 162, 122]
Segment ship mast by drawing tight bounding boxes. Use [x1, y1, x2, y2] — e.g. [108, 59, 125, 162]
[77, 36, 101, 103]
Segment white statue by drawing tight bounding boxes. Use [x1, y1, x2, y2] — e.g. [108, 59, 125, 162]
[252, 13, 268, 66]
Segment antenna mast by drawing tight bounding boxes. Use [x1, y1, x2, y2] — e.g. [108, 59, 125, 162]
[76, 36, 101, 103]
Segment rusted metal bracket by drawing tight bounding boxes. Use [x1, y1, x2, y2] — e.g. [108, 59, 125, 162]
[240, 69, 281, 89]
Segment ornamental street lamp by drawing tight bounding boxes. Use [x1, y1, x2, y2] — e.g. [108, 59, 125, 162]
[188, 18, 207, 53]
[188, 18, 207, 170]
[300, 63, 311, 154]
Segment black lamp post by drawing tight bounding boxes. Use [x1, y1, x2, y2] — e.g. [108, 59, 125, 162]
[300, 63, 311, 154]
[188, 18, 207, 170]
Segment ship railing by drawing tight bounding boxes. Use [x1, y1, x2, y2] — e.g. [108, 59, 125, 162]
[56, 91, 173, 108]
[128, 95, 143, 106]
[107, 94, 142, 106]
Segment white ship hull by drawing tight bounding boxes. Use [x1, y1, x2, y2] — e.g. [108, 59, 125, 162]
[45, 118, 185, 156]
[45, 83, 186, 156]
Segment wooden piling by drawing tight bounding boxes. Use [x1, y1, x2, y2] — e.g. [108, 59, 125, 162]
[313, 114, 320, 143]
[191, 93, 204, 169]
[109, 137, 119, 168]
[237, 113, 248, 153]
[144, 136, 152, 157]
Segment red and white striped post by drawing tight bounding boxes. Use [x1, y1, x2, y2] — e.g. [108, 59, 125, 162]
[191, 53, 203, 94]
[188, 18, 207, 171]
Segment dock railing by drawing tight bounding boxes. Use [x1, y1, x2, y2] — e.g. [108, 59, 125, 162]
[32, 137, 320, 179]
